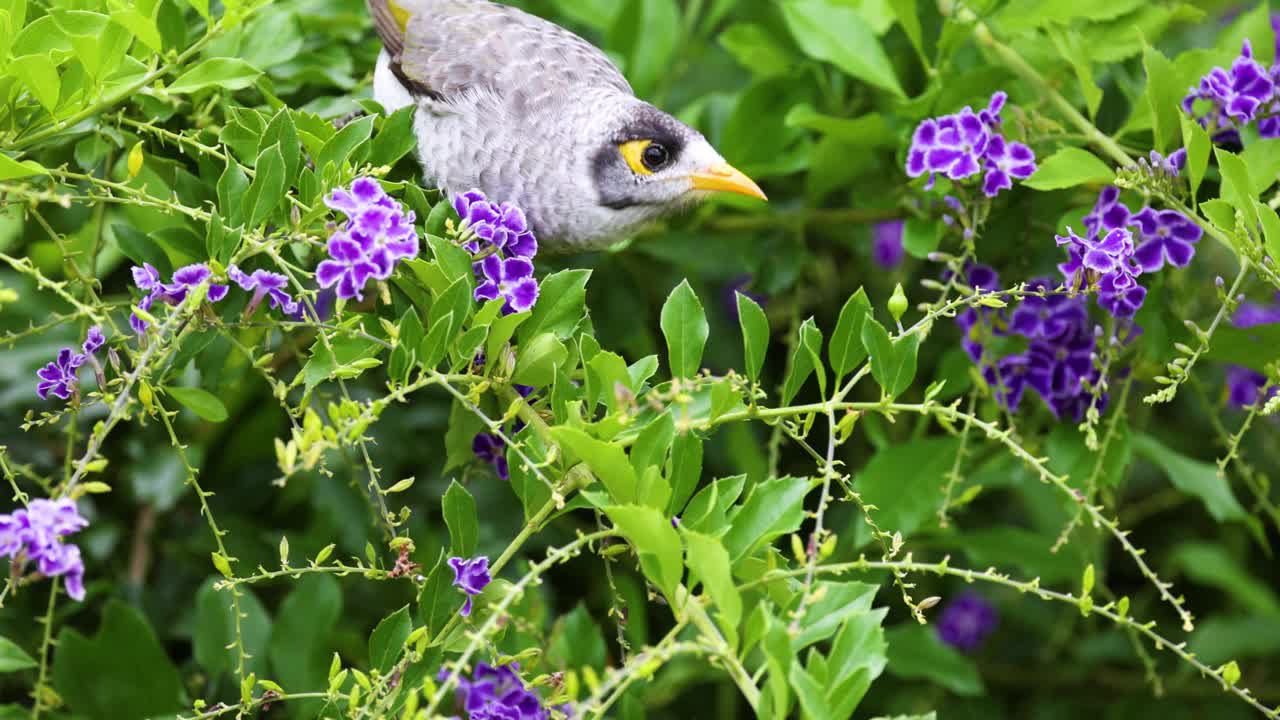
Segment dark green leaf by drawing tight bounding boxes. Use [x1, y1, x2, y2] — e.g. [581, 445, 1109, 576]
[242, 143, 286, 228]
[368, 605, 413, 675]
[736, 291, 770, 383]
[442, 480, 479, 557]
[830, 288, 871, 382]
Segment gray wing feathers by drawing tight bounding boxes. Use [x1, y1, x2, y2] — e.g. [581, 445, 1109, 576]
[389, 0, 632, 102]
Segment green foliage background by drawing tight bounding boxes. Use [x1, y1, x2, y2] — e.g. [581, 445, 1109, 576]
[1, 0, 1280, 719]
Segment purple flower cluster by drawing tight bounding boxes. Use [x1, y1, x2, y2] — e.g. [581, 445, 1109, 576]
[936, 591, 998, 652]
[131, 263, 230, 334]
[0, 499, 88, 601]
[472, 433, 510, 481]
[454, 190, 540, 315]
[318, 178, 420, 302]
[441, 662, 568, 720]
[1060, 187, 1203, 318]
[1183, 40, 1280, 144]
[958, 267, 1104, 420]
[906, 92, 1037, 197]
[36, 326, 106, 402]
[449, 555, 492, 617]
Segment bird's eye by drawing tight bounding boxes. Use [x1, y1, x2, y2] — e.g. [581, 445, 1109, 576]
[619, 139, 672, 176]
[642, 143, 670, 171]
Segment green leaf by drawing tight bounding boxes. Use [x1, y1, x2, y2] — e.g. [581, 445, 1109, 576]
[1049, 26, 1102, 119]
[682, 530, 742, 632]
[1255, 201, 1280, 268]
[1181, 112, 1211, 198]
[53, 600, 185, 719]
[216, 159, 250, 227]
[1243, 139, 1280, 196]
[1023, 147, 1115, 190]
[885, 624, 984, 695]
[781, 0, 904, 97]
[661, 280, 709, 379]
[419, 311, 454, 369]
[167, 57, 262, 94]
[513, 332, 568, 388]
[242, 143, 286, 228]
[630, 412, 675, 476]
[442, 480, 478, 557]
[551, 426, 638, 504]
[830, 288, 872, 382]
[269, 575, 342, 708]
[886, 0, 925, 63]
[519, 269, 590, 342]
[547, 604, 609, 671]
[0, 152, 47, 181]
[0, 637, 35, 673]
[1133, 435, 1247, 523]
[608, 0, 679, 98]
[723, 476, 810, 563]
[260, 108, 301, 188]
[902, 217, 942, 258]
[1142, 44, 1179, 151]
[369, 105, 419, 167]
[782, 317, 825, 404]
[10, 55, 59, 113]
[368, 605, 412, 675]
[194, 577, 271, 677]
[1171, 543, 1280, 617]
[852, 436, 962, 545]
[1216, 147, 1260, 233]
[316, 115, 376, 174]
[667, 433, 703, 516]
[861, 317, 918, 398]
[166, 386, 229, 422]
[736, 291, 770, 383]
[605, 504, 683, 604]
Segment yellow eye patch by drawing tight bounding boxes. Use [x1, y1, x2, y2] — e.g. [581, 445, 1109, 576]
[619, 140, 656, 176]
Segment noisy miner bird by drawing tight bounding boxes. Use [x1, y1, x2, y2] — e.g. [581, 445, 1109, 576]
[367, 0, 767, 251]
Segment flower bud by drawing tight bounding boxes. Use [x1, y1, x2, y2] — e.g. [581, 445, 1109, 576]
[888, 283, 909, 324]
[127, 142, 144, 178]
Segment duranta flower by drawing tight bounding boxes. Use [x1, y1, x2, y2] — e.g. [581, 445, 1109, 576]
[448, 555, 492, 617]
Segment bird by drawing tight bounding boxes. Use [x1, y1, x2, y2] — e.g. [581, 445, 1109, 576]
[366, 0, 766, 251]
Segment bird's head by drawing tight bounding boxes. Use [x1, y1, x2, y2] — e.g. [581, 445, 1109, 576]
[590, 103, 766, 214]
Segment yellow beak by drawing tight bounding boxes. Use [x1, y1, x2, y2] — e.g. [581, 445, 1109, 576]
[689, 163, 767, 201]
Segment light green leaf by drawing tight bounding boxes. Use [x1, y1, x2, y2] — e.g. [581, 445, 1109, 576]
[442, 480, 478, 557]
[723, 476, 810, 563]
[368, 605, 412, 675]
[168, 57, 262, 94]
[0, 637, 36, 673]
[1023, 147, 1115, 190]
[605, 504, 683, 603]
[551, 426, 638, 505]
[10, 54, 59, 113]
[861, 317, 918, 398]
[166, 386, 229, 423]
[1216, 147, 1260, 234]
[682, 530, 742, 633]
[781, 0, 904, 96]
[1133, 435, 1247, 523]
[829, 288, 871, 382]
[0, 152, 48, 181]
[1142, 44, 1179, 152]
[736, 292, 769, 383]
[242, 143, 286, 228]
[513, 332, 568, 388]
[661, 280, 709, 379]
[1181, 112, 1211, 198]
[782, 317, 825, 404]
[519, 269, 590, 342]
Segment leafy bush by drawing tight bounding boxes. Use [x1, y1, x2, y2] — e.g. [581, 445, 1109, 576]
[2, 0, 1279, 719]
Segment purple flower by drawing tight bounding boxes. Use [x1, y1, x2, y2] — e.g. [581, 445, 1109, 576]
[1082, 187, 1133, 239]
[164, 264, 230, 305]
[1226, 365, 1274, 408]
[472, 433, 510, 481]
[1183, 41, 1276, 140]
[453, 189, 499, 228]
[873, 221, 905, 269]
[906, 108, 990, 183]
[1026, 326, 1097, 405]
[474, 255, 539, 315]
[984, 354, 1031, 411]
[1008, 278, 1088, 340]
[81, 326, 105, 356]
[1098, 282, 1148, 319]
[228, 264, 298, 317]
[316, 234, 381, 302]
[981, 135, 1036, 198]
[937, 591, 998, 652]
[442, 662, 557, 720]
[36, 348, 85, 401]
[1147, 149, 1187, 178]
[455, 190, 539, 260]
[978, 91, 1007, 129]
[320, 178, 420, 300]
[1232, 300, 1280, 328]
[1130, 208, 1202, 272]
[1056, 227, 1136, 277]
[448, 556, 492, 617]
[0, 499, 89, 601]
